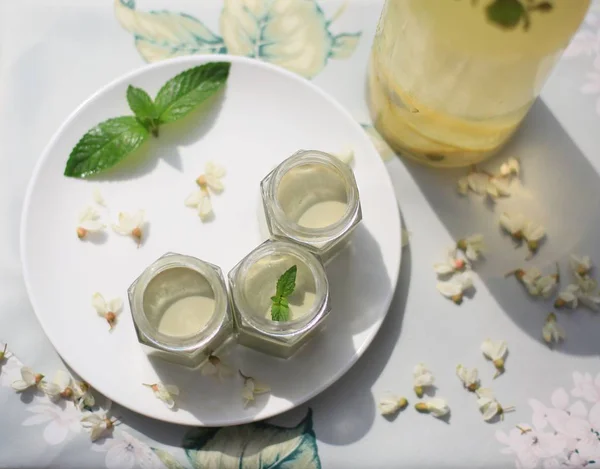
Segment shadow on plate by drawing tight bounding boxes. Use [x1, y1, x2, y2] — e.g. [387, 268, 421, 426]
[277, 214, 410, 445]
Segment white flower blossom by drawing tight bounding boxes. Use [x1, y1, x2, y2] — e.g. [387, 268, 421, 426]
[466, 172, 491, 195]
[378, 395, 408, 416]
[73, 381, 95, 411]
[500, 212, 525, 238]
[456, 364, 480, 392]
[92, 188, 106, 207]
[92, 293, 123, 330]
[112, 210, 144, 245]
[556, 274, 600, 311]
[543, 313, 565, 345]
[12, 367, 45, 392]
[413, 363, 435, 397]
[415, 398, 450, 418]
[201, 354, 233, 381]
[462, 171, 511, 200]
[81, 400, 118, 442]
[500, 157, 520, 177]
[485, 178, 511, 200]
[499, 213, 545, 255]
[457, 177, 469, 195]
[239, 370, 270, 407]
[434, 249, 468, 277]
[185, 187, 213, 221]
[76, 206, 105, 239]
[197, 162, 226, 194]
[570, 254, 593, 276]
[510, 265, 559, 298]
[476, 387, 515, 421]
[436, 272, 474, 304]
[143, 382, 179, 409]
[481, 339, 508, 378]
[457, 234, 485, 261]
[39, 370, 74, 402]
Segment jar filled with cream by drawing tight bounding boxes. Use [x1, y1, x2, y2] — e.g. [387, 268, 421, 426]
[128, 253, 234, 368]
[228, 240, 330, 358]
[261, 150, 362, 262]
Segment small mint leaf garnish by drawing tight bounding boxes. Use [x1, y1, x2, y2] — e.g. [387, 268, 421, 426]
[270, 265, 297, 322]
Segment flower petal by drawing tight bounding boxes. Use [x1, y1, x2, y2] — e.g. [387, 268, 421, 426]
[91, 293, 108, 315]
[198, 194, 213, 221]
[185, 191, 202, 207]
[524, 222, 545, 242]
[108, 298, 123, 314]
[205, 162, 226, 178]
[93, 188, 106, 207]
[433, 263, 454, 275]
[21, 367, 35, 385]
[79, 220, 105, 232]
[40, 382, 62, 400]
[12, 379, 31, 392]
[205, 174, 224, 193]
[436, 280, 462, 297]
[79, 206, 99, 223]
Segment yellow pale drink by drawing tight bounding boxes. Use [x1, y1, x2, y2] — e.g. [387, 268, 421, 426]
[368, 0, 590, 167]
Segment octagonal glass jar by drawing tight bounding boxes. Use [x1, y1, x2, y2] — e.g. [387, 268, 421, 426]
[261, 150, 362, 263]
[228, 240, 330, 358]
[128, 252, 234, 368]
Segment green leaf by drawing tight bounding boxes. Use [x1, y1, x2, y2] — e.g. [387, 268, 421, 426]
[151, 448, 188, 469]
[64, 116, 150, 178]
[486, 0, 525, 29]
[271, 296, 289, 322]
[276, 265, 297, 298]
[183, 408, 321, 469]
[155, 62, 230, 124]
[126, 85, 159, 136]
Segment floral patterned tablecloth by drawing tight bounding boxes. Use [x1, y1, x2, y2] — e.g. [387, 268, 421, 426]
[1, 1, 600, 468]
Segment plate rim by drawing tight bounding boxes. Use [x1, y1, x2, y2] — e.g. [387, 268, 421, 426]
[20, 54, 402, 426]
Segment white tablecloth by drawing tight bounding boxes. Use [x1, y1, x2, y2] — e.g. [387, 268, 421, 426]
[1, 1, 600, 468]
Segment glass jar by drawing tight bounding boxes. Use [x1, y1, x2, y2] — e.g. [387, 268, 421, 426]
[367, 0, 589, 168]
[228, 240, 330, 359]
[261, 150, 362, 263]
[128, 252, 234, 368]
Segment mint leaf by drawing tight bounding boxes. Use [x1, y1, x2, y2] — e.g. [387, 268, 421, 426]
[271, 296, 289, 322]
[486, 0, 525, 29]
[276, 265, 297, 298]
[155, 62, 230, 124]
[64, 116, 149, 178]
[126, 85, 159, 136]
[271, 265, 297, 322]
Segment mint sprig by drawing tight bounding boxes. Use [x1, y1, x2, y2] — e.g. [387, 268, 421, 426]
[64, 62, 230, 178]
[271, 265, 297, 322]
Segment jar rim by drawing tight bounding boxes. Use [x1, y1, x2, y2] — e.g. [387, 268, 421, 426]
[130, 253, 228, 353]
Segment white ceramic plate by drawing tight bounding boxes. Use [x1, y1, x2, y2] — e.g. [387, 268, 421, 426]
[21, 55, 401, 426]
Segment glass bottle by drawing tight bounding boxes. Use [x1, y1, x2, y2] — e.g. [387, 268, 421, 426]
[368, 0, 589, 168]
